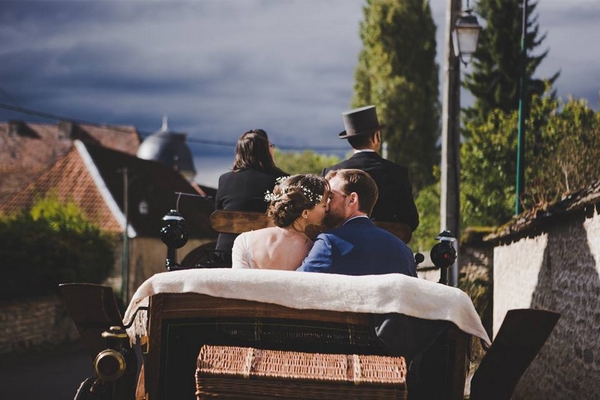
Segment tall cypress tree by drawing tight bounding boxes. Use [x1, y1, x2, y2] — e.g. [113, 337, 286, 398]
[352, 0, 439, 191]
[463, 0, 559, 125]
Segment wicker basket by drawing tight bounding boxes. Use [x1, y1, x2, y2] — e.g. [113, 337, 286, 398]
[196, 345, 407, 399]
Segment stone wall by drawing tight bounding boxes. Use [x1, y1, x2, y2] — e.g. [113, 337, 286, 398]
[460, 242, 493, 280]
[0, 238, 213, 355]
[493, 208, 600, 399]
[0, 296, 79, 354]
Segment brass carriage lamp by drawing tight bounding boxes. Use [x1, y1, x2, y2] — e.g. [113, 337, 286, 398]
[94, 326, 130, 382]
[452, 8, 482, 65]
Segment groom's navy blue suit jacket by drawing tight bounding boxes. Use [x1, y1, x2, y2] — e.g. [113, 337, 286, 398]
[297, 217, 417, 276]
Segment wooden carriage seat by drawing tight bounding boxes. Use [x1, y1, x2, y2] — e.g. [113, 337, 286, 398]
[181, 210, 412, 268]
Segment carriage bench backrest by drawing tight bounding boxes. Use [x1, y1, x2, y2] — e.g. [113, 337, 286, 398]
[209, 209, 412, 243]
[181, 210, 412, 268]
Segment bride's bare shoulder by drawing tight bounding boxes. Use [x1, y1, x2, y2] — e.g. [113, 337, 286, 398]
[246, 226, 282, 242]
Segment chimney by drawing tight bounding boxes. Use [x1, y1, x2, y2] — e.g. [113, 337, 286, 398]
[57, 120, 100, 147]
[8, 120, 37, 138]
[58, 120, 79, 140]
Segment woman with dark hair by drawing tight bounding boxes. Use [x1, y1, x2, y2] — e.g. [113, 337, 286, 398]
[215, 129, 287, 257]
[232, 174, 330, 270]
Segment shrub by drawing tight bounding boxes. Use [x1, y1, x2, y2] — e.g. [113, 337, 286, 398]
[0, 196, 116, 299]
[273, 149, 342, 175]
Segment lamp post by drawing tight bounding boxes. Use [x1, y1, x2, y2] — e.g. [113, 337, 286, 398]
[515, 0, 528, 215]
[440, 0, 481, 286]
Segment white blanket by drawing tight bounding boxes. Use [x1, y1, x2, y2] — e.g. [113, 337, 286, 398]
[123, 268, 491, 345]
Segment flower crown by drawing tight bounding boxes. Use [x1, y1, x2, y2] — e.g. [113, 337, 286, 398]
[264, 176, 323, 205]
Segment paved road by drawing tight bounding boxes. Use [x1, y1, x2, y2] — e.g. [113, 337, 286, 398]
[0, 341, 93, 400]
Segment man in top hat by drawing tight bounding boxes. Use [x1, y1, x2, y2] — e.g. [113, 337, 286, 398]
[322, 105, 419, 235]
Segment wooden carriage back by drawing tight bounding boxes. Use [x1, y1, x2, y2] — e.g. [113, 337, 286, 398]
[209, 209, 413, 243]
[182, 210, 413, 269]
[144, 292, 470, 400]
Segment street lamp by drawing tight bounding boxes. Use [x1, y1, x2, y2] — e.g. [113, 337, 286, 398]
[440, 0, 481, 286]
[452, 9, 482, 65]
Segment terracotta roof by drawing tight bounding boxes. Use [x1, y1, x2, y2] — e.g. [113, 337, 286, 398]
[1, 141, 215, 239]
[486, 180, 600, 242]
[1, 146, 122, 232]
[0, 121, 141, 203]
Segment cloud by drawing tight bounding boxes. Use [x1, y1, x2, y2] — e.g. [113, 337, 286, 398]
[0, 0, 364, 152]
[0, 0, 598, 161]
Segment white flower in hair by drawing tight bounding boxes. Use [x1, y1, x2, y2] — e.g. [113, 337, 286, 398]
[302, 186, 323, 205]
[264, 176, 322, 205]
[264, 190, 281, 203]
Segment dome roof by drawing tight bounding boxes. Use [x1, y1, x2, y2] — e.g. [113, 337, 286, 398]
[137, 117, 196, 180]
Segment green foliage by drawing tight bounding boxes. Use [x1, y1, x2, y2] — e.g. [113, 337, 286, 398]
[459, 273, 492, 336]
[461, 108, 520, 226]
[464, 0, 559, 125]
[29, 193, 98, 233]
[412, 179, 440, 252]
[412, 167, 474, 251]
[352, 0, 439, 191]
[461, 91, 600, 227]
[525, 97, 600, 207]
[274, 149, 342, 175]
[0, 195, 115, 299]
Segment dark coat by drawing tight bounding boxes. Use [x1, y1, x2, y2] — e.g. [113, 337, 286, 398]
[215, 168, 287, 252]
[323, 152, 419, 231]
[297, 217, 417, 276]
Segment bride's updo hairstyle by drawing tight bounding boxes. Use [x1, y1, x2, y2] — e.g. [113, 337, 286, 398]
[265, 174, 329, 228]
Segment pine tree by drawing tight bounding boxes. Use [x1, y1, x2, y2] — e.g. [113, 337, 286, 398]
[463, 0, 559, 125]
[352, 0, 439, 191]
[460, 0, 561, 227]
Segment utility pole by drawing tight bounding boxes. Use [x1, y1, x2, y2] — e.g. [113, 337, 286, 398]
[121, 167, 129, 304]
[440, 0, 462, 286]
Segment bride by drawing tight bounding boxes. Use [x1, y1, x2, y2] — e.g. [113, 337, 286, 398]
[232, 174, 330, 270]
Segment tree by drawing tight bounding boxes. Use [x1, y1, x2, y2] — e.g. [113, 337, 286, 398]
[461, 108, 524, 226]
[412, 179, 440, 252]
[461, 89, 554, 226]
[0, 195, 115, 298]
[526, 97, 600, 207]
[463, 0, 559, 125]
[461, 91, 600, 227]
[460, 0, 560, 227]
[273, 149, 342, 175]
[352, 0, 439, 191]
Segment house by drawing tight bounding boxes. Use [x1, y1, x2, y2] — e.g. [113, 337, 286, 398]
[486, 181, 600, 399]
[1, 120, 218, 300]
[0, 120, 141, 203]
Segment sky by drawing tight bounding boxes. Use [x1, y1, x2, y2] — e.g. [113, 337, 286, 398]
[1, 0, 599, 187]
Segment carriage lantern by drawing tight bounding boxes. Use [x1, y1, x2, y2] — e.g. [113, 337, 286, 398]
[160, 209, 188, 271]
[430, 230, 457, 285]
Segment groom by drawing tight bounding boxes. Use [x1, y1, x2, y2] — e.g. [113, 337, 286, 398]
[297, 169, 416, 277]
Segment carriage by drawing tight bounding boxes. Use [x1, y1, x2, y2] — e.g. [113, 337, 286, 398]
[60, 210, 559, 400]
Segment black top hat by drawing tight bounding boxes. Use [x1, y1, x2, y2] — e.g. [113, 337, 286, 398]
[338, 105, 386, 139]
